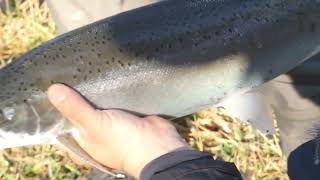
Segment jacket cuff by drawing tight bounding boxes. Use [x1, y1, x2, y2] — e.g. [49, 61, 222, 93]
[140, 148, 212, 180]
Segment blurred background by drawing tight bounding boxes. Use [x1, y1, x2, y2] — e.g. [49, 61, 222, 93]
[0, 0, 289, 179]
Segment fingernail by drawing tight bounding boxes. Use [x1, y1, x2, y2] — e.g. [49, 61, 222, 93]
[48, 84, 69, 105]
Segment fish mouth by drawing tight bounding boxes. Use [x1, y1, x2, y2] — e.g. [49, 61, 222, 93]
[0, 109, 5, 126]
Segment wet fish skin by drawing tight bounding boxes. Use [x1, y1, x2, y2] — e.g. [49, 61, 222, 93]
[0, 0, 320, 147]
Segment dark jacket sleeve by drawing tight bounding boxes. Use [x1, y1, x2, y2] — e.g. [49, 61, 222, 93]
[140, 148, 242, 180]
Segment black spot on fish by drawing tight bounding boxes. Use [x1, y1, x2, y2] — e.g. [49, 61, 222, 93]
[265, 3, 271, 8]
[269, 69, 273, 74]
[118, 60, 125, 67]
[310, 23, 316, 33]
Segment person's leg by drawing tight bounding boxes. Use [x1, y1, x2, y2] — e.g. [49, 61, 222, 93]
[46, 0, 163, 33]
[288, 138, 320, 180]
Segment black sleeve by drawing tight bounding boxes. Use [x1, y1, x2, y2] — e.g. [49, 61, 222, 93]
[140, 148, 242, 180]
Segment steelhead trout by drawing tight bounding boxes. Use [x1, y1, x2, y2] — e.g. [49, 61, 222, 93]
[0, 0, 320, 175]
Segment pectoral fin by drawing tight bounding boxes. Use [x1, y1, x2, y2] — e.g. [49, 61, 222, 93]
[57, 133, 126, 179]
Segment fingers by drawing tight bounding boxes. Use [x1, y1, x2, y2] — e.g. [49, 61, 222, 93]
[47, 84, 99, 131]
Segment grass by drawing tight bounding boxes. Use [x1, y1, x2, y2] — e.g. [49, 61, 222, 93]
[0, 0, 288, 179]
[0, 0, 55, 68]
[175, 108, 288, 180]
[0, 145, 90, 180]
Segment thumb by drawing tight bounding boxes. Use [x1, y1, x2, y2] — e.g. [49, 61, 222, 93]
[47, 84, 99, 131]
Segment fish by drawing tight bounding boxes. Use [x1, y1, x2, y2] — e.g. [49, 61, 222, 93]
[1, 0, 320, 176]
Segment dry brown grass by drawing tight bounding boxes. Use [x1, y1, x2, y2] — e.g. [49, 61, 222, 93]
[0, 0, 288, 179]
[0, 0, 55, 68]
[0, 145, 91, 180]
[174, 108, 288, 180]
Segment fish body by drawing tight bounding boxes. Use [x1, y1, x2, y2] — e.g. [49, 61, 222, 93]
[0, 0, 320, 148]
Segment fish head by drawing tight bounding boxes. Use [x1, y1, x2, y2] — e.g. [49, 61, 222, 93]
[0, 94, 67, 148]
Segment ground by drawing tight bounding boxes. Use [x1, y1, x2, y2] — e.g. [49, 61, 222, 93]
[0, 0, 288, 179]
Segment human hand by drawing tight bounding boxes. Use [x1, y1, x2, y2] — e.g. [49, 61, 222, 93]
[48, 84, 190, 178]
